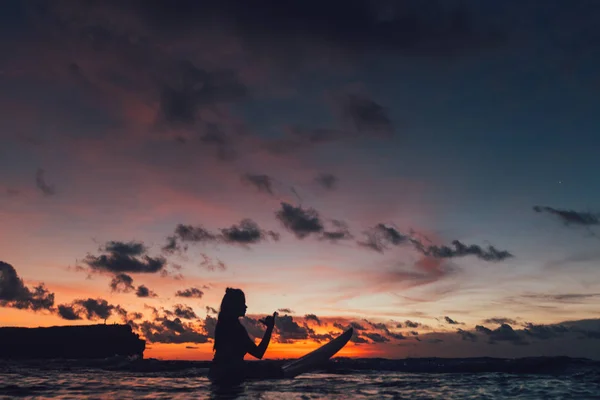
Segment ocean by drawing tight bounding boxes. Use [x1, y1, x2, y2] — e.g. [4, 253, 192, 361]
[1, 357, 599, 399]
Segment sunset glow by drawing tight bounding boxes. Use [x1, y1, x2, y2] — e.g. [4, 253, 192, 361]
[2, 0, 600, 362]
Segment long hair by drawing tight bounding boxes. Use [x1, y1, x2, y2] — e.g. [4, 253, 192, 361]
[213, 288, 245, 351]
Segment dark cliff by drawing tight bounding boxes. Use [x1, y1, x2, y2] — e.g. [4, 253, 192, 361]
[0, 324, 145, 359]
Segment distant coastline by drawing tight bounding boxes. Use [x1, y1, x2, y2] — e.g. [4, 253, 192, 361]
[0, 324, 145, 360]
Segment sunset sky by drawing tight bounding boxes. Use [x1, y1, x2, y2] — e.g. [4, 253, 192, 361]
[1, 0, 600, 361]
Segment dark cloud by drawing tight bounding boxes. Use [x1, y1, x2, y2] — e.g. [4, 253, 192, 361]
[338, 93, 393, 137]
[35, 168, 56, 196]
[410, 331, 419, 336]
[140, 317, 209, 344]
[204, 315, 218, 338]
[415, 240, 513, 262]
[475, 325, 493, 335]
[483, 317, 518, 325]
[404, 320, 421, 328]
[0, 261, 55, 311]
[304, 314, 321, 325]
[165, 220, 277, 253]
[56, 298, 120, 322]
[173, 304, 198, 320]
[198, 253, 226, 271]
[314, 173, 338, 190]
[477, 324, 528, 345]
[240, 316, 266, 340]
[220, 219, 280, 246]
[444, 316, 464, 325]
[158, 60, 247, 127]
[241, 174, 275, 196]
[109, 273, 134, 293]
[164, 225, 217, 254]
[206, 306, 218, 314]
[57, 305, 81, 320]
[321, 220, 354, 242]
[114, 0, 500, 67]
[135, 285, 157, 298]
[533, 206, 600, 227]
[358, 224, 409, 252]
[175, 287, 205, 298]
[278, 308, 294, 314]
[523, 323, 569, 340]
[364, 332, 390, 343]
[457, 328, 477, 342]
[427, 338, 444, 344]
[83, 241, 167, 274]
[274, 202, 351, 241]
[364, 319, 390, 333]
[388, 332, 407, 340]
[274, 315, 310, 341]
[275, 202, 324, 239]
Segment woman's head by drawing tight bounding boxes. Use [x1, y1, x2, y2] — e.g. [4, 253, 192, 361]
[218, 287, 247, 319]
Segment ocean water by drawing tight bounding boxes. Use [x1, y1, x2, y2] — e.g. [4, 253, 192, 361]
[1, 358, 599, 399]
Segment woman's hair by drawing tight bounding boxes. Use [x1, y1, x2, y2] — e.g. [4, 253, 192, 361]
[213, 288, 245, 351]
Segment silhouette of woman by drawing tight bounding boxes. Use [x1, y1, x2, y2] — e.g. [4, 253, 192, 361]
[209, 288, 280, 382]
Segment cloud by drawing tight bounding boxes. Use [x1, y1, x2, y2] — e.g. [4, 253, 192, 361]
[457, 328, 477, 342]
[163, 225, 217, 254]
[314, 173, 338, 190]
[135, 285, 157, 298]
[444, 316, 464, 325]
[220, 219, 280, 246]
[241, 174, 275, 195]
[240, 316, 266, 340]
[172, 304, 198, 320]
[0, 261, 55, 311]
[414, 239, 513, 262]
[274, 315, 310, 342]
[204, 315, 218, 338]
[109, 273, 134, 293]
[389, 332, 407, 340]
[35, 168, 56, 196]
[157, 60, 247, 127]
[275, 202, 352, 242]
[275, 202, 324, 239]
[140, 317, 209, 344]
[304, 314, 322, 325]
[483, 317, 518, 325]
[175, 287, 205, 298]
[198, 253, 226, 271]
[57, 305, 82, 320]
[521, 323, 574, 341]
[321, 220, 353, 242]
[533, 206, 599, 227]
[83, 241, 167, 274]
[358, 223, 410, 252]
[165, 220, 278, 254]
[337, 93, 393, 137]
[278, 308, 294, 314]
[56, 298, 122, 322]
[206, 306, 218, 314]
[403, 320, 421, 328]
[364, 332, 390, 343]
[476, 323, 528, 345]
[364, 319, 390, 333]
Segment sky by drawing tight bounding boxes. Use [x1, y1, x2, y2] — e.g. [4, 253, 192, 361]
[1, 0, 600, 361]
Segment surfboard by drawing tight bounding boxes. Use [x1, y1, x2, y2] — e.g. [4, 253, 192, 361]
[281, 327, 353, 378]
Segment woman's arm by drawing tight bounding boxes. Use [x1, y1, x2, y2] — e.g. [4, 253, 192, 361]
[247, 312, 277, 359]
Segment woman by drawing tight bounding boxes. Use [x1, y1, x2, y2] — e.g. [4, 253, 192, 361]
[209, 288, 280, 382]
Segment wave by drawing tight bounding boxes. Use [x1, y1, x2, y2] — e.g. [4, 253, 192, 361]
[1, 356, 599, 376]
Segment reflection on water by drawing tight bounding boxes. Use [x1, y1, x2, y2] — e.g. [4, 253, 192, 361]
[1, 368, 600, 399]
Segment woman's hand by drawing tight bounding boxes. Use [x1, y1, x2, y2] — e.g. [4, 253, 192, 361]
[261, 312, 278, 329]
